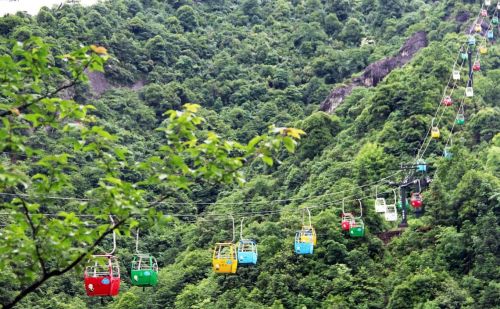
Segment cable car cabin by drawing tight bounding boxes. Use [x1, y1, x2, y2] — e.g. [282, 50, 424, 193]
[416, 159, 427, 172]
[456, 114, 465, 125]
[466, 87, 474, 97]
[212, 243, 238, 274]
[452, 70, 460, 80]
[299, 225, 317, 245]
[473, 61, 481, 72]
[460, 52, 468, 60]
[444, 147, 453, 159]
[493, 17, 499, 25]
[294, 230, 314, 255]
[481, 9, 488, 17]
[375, 197, 387, 213]
[431, 127, 440, 139]
[488, 30, 494, 40]
[485, 0, 491, 5]
[385, 204, 398, 222]
[474, 24, 482, 33]
[130, 254, 158, 287]
[341, 213, 354, 231]
[479, 46, 488, 55]
[237, 239, 258, 265]
[410, 193, 423, 208]
[397, 200, 409, 210]
[349, 219, 365, 237]
[498, 2, 500, 9]
[468, 36, 476, 46]
[441, 96, 453, 106]
[84, 255, 120, 297]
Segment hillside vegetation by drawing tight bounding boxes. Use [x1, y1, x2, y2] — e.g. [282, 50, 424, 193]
[0, 0, 499, 308]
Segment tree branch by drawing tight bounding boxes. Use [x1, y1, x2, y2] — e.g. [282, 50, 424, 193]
[18, 197, 46, 277]
[2, 216, 129, 309]
[0, 81, 78, 117]
[0, 58, 91, 118]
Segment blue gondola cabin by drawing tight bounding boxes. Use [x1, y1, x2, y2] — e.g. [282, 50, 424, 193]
[416, 159, 427, 172]
[294, 229, 314, 255]
[237, 239, 258, 265]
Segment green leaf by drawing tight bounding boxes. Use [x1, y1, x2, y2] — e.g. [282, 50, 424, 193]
[282, 137, 297, 153]
[261, 155, 273, 166]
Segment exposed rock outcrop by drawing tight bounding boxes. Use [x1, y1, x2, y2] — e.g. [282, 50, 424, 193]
[320, 31, 428, 114]
[86, 71, 145, 97]
[87, 71, 112, 96]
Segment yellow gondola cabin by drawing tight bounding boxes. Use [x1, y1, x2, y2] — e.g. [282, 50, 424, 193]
[212, 243, 238, 274]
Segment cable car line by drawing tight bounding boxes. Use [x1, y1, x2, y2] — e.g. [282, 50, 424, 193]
[391, 3, 497, 227]
[0, 159, 358, 203]
[417, 3, 484, 151]
[443, 8, 499, 152]
[0, 170, 402, 206]
[416, 47, 479, 162]
[413, 22, 495, 165]
[413, 4, 495, 164]
[0, 188, 397, 223]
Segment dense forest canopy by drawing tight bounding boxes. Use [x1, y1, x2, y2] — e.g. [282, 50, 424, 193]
[0, 0, 499, 308]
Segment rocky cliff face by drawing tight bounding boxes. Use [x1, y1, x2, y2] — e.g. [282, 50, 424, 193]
[87, 71, 145, 97]
[319, 31, 428, 114]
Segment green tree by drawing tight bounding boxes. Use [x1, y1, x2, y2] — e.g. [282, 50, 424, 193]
[340, 18, 363, 46]
[325, 0, 351, 21]
[324, 13, 342, 36]
[176, 5, 199, 31]
[377, 0, 403, 19]
[242, 0, 260, 16]
[297, 112, 340, 160]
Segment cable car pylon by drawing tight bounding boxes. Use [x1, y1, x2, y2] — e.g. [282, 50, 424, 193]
[390, 164, 432, 227]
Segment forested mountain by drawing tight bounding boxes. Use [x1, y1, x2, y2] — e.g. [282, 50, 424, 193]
[0, 0, 499, 308]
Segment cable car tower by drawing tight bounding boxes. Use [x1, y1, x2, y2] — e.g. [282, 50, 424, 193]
[467, 41, 474, 89]
[389, 163, 432, 227]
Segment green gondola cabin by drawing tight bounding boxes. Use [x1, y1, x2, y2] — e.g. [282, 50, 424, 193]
[349, 219, 365, 237]
[131, 254, 159, 287]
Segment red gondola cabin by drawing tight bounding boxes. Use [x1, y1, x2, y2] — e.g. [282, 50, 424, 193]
[410, 193, 423, 208]
[84, 255, 120, 297]
[473, 61, 480, 72]
[441, 96, 453, 106]
[341, 213, 353, 231]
